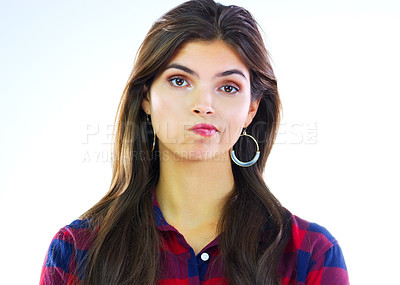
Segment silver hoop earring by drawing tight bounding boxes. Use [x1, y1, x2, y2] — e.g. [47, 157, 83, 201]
[152, 132, 156, 152]
[230, 128, 260, 167]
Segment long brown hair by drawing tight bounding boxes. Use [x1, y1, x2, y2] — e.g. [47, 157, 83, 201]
[80, 0, 291, 284]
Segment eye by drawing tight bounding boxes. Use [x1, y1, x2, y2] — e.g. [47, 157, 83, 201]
[219, 84, 239, 94]
[169, 77, 190, 87]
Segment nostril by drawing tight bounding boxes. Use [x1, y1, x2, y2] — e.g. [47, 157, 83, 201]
[193, 107, 214, 115]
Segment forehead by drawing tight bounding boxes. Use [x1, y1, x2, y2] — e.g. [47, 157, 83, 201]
[164, 40, 249, 75]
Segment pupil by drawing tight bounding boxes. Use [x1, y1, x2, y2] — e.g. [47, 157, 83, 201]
[177, 79, 183, 85]
[225, 86, 232, 92]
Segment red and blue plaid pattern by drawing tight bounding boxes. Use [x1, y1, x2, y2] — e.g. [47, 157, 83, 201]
[41, 197, 349, 284]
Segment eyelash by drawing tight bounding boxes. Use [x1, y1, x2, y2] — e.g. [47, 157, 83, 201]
[168, 77, 190, 87]
[168, 76, 240, 94]
[219, 84, 239, 94]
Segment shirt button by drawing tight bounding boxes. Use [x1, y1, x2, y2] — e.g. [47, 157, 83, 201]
[200, 252, 209, 261]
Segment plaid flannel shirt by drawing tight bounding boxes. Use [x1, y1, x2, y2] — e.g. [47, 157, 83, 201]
[40, 196, 349, 284]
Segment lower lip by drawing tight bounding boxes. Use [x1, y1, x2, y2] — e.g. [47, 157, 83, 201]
[192, 129, 217, 136]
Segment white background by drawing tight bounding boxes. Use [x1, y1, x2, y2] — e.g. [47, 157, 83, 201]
[1, 0, 399, 284]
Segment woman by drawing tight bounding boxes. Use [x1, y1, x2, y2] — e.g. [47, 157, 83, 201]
[40, 0, 349, 284]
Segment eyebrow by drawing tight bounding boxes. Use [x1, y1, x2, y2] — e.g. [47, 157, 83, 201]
[164, 64, 247, 80]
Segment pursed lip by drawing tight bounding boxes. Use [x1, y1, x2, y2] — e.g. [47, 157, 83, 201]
[189, 123, 218, 137]
[189, 123, 218, 131]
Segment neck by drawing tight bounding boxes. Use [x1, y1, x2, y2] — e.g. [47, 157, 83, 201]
[155, 148, 235, 230]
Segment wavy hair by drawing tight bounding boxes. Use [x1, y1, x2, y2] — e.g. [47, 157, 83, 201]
[80, 0, 291, 284]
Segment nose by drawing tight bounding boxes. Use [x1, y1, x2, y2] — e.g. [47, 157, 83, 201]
[191, 88, 215, 116]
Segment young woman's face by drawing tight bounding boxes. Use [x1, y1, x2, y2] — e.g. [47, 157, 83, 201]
[142, 40, 260, 161]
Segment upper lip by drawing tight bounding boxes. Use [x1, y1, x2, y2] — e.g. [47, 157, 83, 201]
[189, 123, 218, 131]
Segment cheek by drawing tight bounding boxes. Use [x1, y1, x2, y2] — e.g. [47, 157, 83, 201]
[220, 101, 251, 143]
[229, 114, 247, 138]
[150, 92, 183, 138]
[150, 85, 183, 115]
[151, 97, 164, 119]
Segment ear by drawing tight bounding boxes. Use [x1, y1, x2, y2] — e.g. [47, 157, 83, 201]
[244, 98, 261, 127]
[141, 86, 151, 115]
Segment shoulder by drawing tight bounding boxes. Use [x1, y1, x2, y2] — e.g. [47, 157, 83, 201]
[279, 211, 349, 285]
[49, 219, 96, 254]
[40, 219, 96, 285]
[288, 214, 337, 257]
